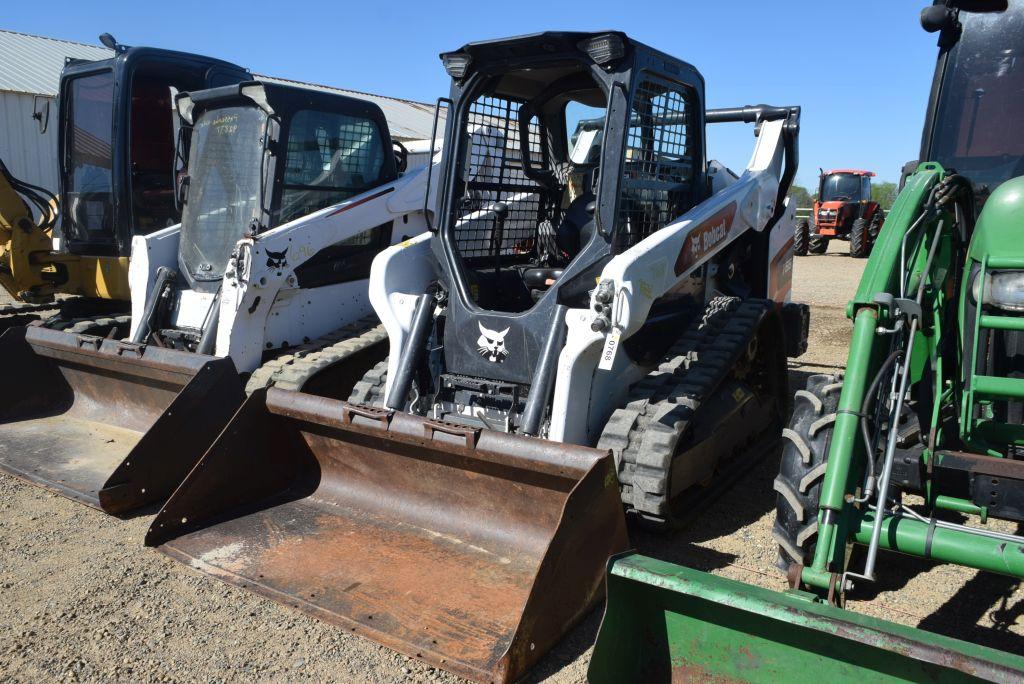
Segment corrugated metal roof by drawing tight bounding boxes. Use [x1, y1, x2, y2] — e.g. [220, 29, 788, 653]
[0, 29, 112, 96]
[0, 30, 445, 140]
[255, 74, 446, 141]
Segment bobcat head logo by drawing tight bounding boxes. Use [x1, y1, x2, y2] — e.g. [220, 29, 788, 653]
[265, 247, 288, 269]
[477, 322, 510, 363]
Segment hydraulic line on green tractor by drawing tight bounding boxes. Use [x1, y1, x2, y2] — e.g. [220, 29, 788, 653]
[796, 166, 1024, 599]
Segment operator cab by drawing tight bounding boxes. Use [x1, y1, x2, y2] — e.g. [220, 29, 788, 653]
[438, 32, 705, 315]
[818, 170, 871, 204]
[152, 80, 401, 351]
[59, 41, 250, 257]
[430, 32, 707, 396]
[922, 1, 1024, 203]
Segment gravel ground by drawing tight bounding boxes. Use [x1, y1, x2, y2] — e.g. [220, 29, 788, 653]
[2, 240, 1023, 683]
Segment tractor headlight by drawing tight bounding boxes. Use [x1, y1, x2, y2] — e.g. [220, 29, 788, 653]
[973, 271, 1024, 312]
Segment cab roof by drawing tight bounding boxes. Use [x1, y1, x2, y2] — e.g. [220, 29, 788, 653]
[823, 169, 875, 177]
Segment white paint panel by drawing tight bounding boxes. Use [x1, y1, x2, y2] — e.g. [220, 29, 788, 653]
[172, 289, 217, 330]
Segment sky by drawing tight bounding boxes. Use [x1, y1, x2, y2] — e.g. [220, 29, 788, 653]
[5, 1, 941, 188]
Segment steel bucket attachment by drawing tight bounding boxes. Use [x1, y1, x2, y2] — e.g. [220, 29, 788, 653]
[589, 553, 1024, 683]
[0, 325, 243, 513]
[146, 388, 629, 683]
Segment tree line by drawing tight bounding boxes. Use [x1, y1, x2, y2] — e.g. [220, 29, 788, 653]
[790, 181, 898, 210]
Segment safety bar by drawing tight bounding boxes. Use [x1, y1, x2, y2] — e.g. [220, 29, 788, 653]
[706, 104, 798, 124]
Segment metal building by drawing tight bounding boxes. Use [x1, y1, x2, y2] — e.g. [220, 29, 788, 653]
[0, 30, 110, 194]
[0, 29, 446, 196]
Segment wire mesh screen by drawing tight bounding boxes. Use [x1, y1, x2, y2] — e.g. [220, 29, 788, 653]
[452, 95, 546, 260]
[617, 75, 695, 251]
[280, 110, 387, 225]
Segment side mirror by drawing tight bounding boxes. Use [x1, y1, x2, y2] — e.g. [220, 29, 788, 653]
[921, 5, 955, 33]
[32, 95, 50, 135]
[898, 160, 920, 191]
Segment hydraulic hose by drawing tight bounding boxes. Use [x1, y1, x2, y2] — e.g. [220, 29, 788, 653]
[857, 349, 904, 502]
[131, 267, 177, 344]
[1, 157, 59, 231]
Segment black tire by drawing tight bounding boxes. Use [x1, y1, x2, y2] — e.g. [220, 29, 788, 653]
[849, 218, 870, 258]
[808, 235, 828, 254]
[868, 211, 884, 245]
[793, 220, 809, 256]
[773, 373, 842, 571]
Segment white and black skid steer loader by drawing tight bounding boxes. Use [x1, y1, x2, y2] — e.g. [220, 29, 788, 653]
[0, 79, 434, 514]
[146, 32, 809, 684]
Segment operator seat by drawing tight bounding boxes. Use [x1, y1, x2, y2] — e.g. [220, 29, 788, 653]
[523, 192, 596, 291]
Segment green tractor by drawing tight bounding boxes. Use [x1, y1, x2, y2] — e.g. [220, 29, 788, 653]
[589, 1, 1024, 680]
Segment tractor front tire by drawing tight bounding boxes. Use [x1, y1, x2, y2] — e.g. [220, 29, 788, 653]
[850, 218, 870, 258]
[794, 220, 809, 256]
[808, 235, 828, 254]
[868, 212, 884, 246]
[773, 373, 842, 570]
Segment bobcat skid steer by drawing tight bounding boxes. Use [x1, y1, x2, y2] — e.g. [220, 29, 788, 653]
[146, 32, 808, 683]
[0, 80, 432, 514]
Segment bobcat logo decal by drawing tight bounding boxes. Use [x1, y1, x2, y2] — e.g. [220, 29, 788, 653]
[265, 247, 288, 269]
[477, 322, 510, 363]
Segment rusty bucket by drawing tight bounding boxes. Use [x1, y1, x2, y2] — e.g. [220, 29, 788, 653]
[0, 325, 242, 514]
[146, 388, 628, 683]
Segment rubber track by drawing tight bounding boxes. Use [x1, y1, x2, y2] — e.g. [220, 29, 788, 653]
[51, 314, 132, 336]
[348, 358, 389, 407]
[597, 296, 775, 524]
[244, 316, 387, 395]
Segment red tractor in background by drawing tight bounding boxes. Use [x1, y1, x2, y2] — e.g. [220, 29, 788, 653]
[794, 168, 884, 258]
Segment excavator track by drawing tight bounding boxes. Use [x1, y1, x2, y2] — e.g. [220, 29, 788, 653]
[599, 296, 786, 528]
[0, 297, 131, 334]
[47, 314, 132, 337]
[0, 301, 62, 330]
[244, 316, 388, 395]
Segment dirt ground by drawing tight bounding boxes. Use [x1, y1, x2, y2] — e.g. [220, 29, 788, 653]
[2, 240, 1024, 683]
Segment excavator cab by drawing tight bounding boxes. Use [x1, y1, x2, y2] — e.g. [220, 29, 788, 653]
[0, 38, 249, 311]
[58, 42, 250, 259]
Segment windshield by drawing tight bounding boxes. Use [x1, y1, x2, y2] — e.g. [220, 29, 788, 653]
[179, 106, 267, 285]
[929, 5, 1024, 194]
[64, 71, 115, 244]
[820, 173, 863, 202]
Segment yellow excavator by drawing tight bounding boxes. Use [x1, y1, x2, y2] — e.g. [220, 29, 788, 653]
[0, 34, 248, 332]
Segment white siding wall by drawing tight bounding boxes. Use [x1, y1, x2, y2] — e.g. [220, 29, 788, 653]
[0, 91, 58, 194]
